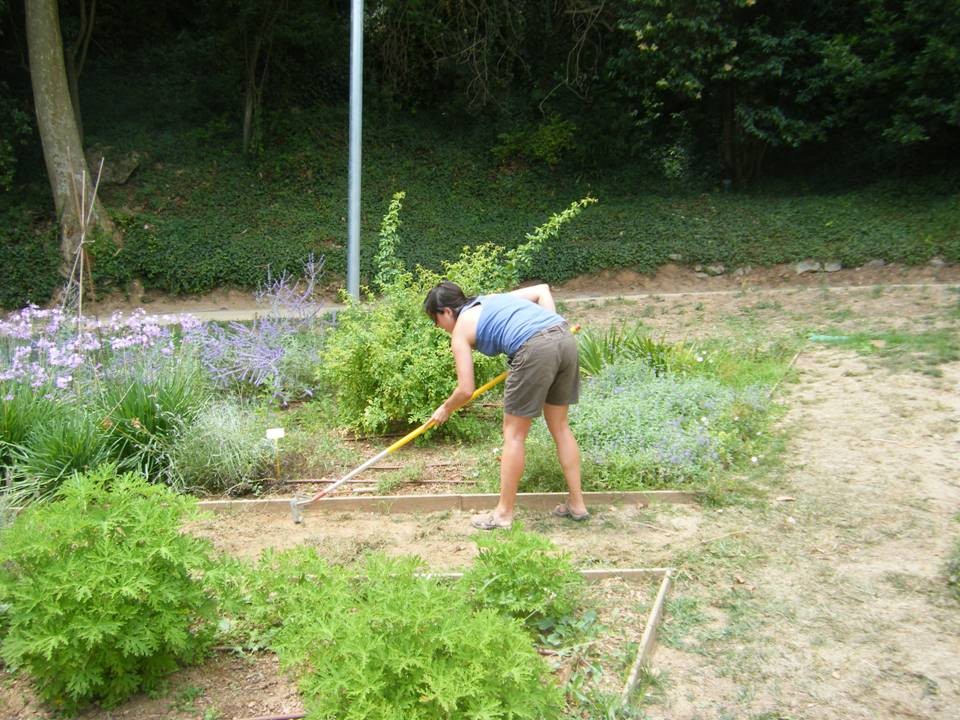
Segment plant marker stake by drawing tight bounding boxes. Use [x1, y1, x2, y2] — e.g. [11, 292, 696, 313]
[266, 427, 285, 483]
[290, 326, 580, 523]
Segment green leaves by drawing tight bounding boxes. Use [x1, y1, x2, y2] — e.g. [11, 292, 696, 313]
[461, 524, 584, 630]
[221, 549, 564, 720]
[319, 194, 594, 434]
[0, 466, 218, 712]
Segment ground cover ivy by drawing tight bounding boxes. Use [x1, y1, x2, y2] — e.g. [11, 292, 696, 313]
[0, 466, 218, 712]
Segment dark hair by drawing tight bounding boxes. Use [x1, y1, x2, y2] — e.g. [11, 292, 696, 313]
[423, 281, 476, 321]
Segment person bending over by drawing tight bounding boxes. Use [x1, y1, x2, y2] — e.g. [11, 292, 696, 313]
[423, 280, 589, 530]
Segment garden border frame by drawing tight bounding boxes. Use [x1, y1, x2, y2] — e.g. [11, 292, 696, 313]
[198, 489, 697, 516]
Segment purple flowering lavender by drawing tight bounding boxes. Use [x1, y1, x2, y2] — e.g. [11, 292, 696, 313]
[184, 255, 328, 403]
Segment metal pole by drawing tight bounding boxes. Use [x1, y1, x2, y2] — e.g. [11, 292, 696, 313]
[347, 0, 364, 300]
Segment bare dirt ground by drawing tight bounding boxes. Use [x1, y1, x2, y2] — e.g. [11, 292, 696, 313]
[3, 263, 959, 719]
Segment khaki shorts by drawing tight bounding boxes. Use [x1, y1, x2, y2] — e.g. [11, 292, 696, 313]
[504, 325, 580, 417]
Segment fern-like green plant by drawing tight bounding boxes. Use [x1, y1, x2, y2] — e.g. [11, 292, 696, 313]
[0, 466, 218, 712]
[274, 552, 563, 720]
[461, 524, 584, 630]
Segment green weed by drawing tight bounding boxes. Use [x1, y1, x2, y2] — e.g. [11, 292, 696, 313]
[809, 328, 960, 375]
[376, 462, 424, 494]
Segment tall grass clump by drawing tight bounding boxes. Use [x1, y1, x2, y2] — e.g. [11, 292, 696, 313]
[0, 466, 218, 712]
[95, 354, 211, 480]
[577, 323, 698, 377]
[6, 406, 116, 507]
[318, 192, 596, 435]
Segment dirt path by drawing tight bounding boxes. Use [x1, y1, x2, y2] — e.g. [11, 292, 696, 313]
[647, 350, 960, 719]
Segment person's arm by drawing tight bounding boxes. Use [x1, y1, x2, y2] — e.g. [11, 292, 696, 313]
[509, 283, 556, 313]
[430, 330, 476, 425]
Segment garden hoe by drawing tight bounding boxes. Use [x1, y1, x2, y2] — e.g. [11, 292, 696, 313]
[289, 324, 581, 523]
[289, 370, 508, 523]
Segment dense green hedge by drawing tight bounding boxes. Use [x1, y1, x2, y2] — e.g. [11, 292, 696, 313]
[2, 120, 957, 307]
[0, 206, 59, 309]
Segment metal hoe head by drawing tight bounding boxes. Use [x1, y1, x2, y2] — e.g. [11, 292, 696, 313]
[290, 495, 308, 524]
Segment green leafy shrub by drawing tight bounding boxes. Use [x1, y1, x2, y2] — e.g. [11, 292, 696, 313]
[461, 524, 584, 630]
[218, 548, 563, 720]
[493, 116, 577, 167]
[318, 192, 595, 434]
[0, 466, 217, 712]
[168, 400, 272, 495]
[565, 360, 770, 488]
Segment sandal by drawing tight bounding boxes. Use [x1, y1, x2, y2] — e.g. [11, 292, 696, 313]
[471, 512, 512, 531]
[552, 504, 591, 522]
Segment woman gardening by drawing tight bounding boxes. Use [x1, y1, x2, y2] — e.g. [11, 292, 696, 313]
[423, 280, 589, 530]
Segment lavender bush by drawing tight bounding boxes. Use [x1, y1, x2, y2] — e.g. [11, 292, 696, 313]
[490, 358, 772, 491]
[185, 256, 328, 405]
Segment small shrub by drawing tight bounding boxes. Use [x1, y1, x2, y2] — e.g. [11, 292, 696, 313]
[169, 400, 273, 495]
[461, 524, 584, 630]
[318, 192, 595, 434]
[568, 359, 770, 488]
[223, 549, 563, 720]
[493, 116, 577, 167]
[0, 466, 217, 712]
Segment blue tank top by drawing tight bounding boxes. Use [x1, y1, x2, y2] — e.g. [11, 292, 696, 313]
[467, 294, 565, 358]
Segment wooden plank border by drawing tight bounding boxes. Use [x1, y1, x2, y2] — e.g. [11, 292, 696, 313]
[620, 568, 673, 706]
[198, 490, 697, 515]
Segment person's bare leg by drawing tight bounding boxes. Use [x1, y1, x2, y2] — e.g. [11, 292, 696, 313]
[490, 413, 532, 523]
[543, 403, 587, 516]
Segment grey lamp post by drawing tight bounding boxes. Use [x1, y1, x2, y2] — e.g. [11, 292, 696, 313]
[347, 0, 364, 299]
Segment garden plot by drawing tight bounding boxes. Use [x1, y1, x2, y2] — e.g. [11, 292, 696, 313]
[1, 497, 681, 720]
[4, 272, 959, 720]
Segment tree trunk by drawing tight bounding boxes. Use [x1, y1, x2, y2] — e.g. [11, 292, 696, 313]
[65, 0, 96, 142]
[25, 0, 114, 271]
[241, 0, 285, 156]
[719, 84, 767, 185]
